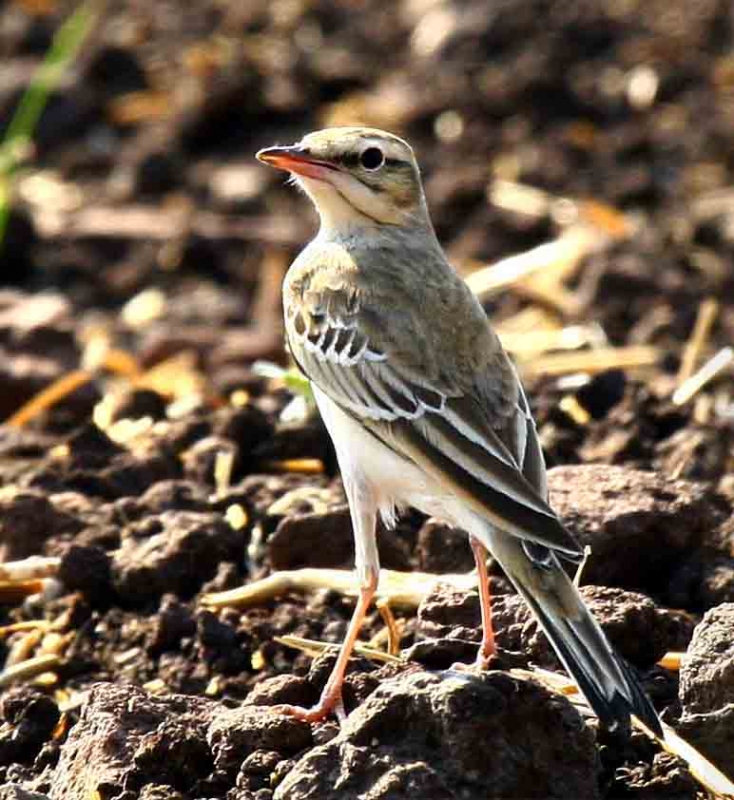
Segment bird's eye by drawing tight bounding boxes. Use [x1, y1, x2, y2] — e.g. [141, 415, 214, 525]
[359, 147, 384, 171]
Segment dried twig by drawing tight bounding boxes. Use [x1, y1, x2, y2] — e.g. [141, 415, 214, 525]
[657, 652, 684, 671]
[522, 345, 660, 377]
[559, 395, 592, 426]
[512, 667, 734, 799]
[0, 620, 50, 638]
[0, 654, 61, 689]
[4, 629, 44, 667]
[0, 556, 61, 582]
[0, 558, 62, 604]
[0, 580, 48, 604]
[107, 91, 173, 125]
[33, 205, 307, 246]
[375, 599, 402, 656]
[274, 634, 402, 665]
[5, 370, 93, 427]
[259, 458, 325, 475]
[469, 183, 633, 316]
[499, 324, 608, 360]
[489, 180, 554, 219]
[214, 450, 235, 499]
[201, 567, 474, 611]
[0, 578, 62, 604]
[465, 227, 596, 304]
[490, 181, 633, 240]
[656, 723, 734, 799]
[673, 347, 734, 406]
[677, 298, 719, 385]
[135, 351, 210, 402]
[209, 566, 688, 672]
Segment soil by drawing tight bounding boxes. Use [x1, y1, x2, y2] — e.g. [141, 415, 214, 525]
[0, 1, 733, 799]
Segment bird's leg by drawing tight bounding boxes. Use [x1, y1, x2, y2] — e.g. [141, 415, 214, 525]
[470, 536, 496, 668]
[271, 567, 378, 723]
[448, 537, 497, 674]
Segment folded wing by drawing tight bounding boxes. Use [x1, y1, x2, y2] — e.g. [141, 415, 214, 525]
[285, 270, 582, 559]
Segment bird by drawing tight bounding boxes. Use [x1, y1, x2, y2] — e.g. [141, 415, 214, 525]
[256, 127, 662, 736]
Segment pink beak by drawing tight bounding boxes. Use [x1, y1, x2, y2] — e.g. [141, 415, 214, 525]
[256, 145, 338, 181]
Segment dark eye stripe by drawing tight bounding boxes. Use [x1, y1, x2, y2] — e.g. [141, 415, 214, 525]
[337, 152, 411, 170]
[338, 152, 361, 168]
[383, 157, 412, 169]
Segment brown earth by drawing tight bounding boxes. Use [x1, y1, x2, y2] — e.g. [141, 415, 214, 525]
[0, 0, 733, 798]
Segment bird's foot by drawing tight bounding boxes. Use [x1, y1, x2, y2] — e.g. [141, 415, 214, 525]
[474, 643, 497, 671]
[448, 659, 485, 675]
[270, 684, 346, 724]
[449, 644, 498, 674]
[447, 660, 475, 674]
[270, 569, 376, 725]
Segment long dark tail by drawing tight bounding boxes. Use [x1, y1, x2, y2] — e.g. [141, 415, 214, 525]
[492, 535, 662, 737]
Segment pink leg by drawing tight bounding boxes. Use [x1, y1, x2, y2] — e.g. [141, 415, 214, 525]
[272, 568, 378, 723]
[471, 536, 496, 668]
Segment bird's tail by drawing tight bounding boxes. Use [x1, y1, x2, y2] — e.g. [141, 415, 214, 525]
[489, 534, 662, 737]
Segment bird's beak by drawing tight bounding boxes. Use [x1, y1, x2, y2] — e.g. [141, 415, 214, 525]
[256, 145, 338, 181]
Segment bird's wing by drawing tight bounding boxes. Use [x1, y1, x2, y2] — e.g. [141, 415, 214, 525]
[284, 249, 580, 558]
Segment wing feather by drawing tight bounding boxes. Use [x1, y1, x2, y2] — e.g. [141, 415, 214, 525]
[284, 254, 580, 557]
[371, 414, 580, 555]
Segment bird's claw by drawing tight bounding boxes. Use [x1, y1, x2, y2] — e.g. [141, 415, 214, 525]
[449, 645, 497, 674]
[270, 686, 346, 725]
[448, 659, 484, 675]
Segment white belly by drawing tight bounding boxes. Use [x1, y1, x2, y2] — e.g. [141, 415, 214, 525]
[313, 385, 487, 542]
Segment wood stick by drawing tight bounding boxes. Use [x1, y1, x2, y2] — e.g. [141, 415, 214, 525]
[0, 557, 61, 582]
[201, 567, 474, 611]
[677, 299, 719, 385]
[259, 459, 325, 475]
[465, 227, 596, 302]
[0, 654, 61, 689]
[523, 345, 660, 377]
[274, 634, 402, 665]
[5, 370, 93, 427]
[673, 347, 733, 406]
[375, 599, 401, 656]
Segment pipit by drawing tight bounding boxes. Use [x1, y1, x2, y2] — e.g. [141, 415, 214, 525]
[257, 127, 661, 736]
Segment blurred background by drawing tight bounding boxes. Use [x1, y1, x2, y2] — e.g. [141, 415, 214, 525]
[1, 6, 734, 794]
[0, 0, 732, 481]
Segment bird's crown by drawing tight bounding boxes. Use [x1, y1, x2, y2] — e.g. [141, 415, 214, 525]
[298, 127, 415, 171]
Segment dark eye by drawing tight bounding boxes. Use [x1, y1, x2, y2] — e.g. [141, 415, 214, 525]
[360, 147, 384, 171]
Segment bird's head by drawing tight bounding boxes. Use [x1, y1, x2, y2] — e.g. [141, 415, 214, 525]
[257, 127, 430, 234]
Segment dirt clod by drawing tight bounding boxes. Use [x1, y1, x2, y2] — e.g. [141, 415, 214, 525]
[113, 511, 245, 606]
[548, 465, 730, 598]
[0, 491, 81, 561]
[274, 670, 600, 800]
[678, 603, 734, 776]
[207, 705, 312, 779]
[47, 684, 218, 799]
[0, 690, 60, 770]
[417, 581, 692, 670]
